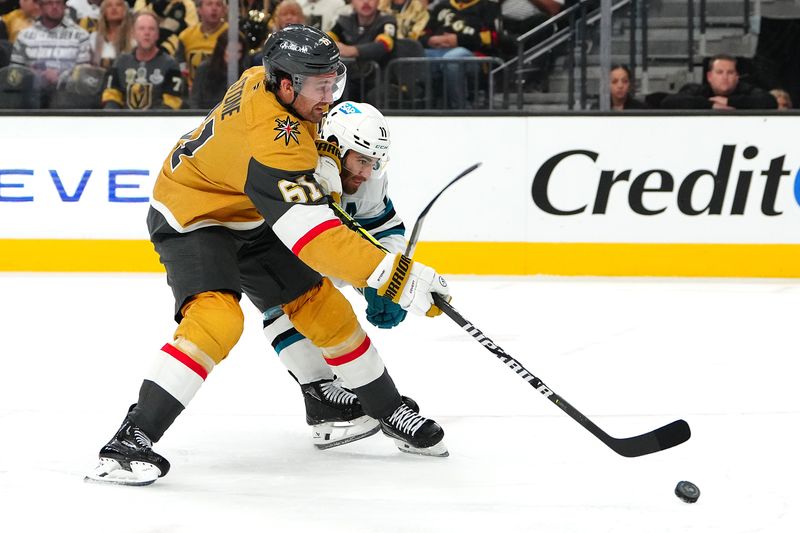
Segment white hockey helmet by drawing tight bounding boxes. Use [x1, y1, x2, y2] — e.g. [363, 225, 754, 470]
[321, 101, 391, 162]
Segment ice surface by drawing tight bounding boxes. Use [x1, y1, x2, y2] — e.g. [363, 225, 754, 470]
[1, 273, 798, 532]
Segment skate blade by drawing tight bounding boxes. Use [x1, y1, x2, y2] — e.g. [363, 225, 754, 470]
[83, 458, 160, 486]
[313, 416, 381, 450]
[393, 439, 449, 457]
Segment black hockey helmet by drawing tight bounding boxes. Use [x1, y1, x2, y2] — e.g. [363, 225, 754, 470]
[262, 24, 346, 101]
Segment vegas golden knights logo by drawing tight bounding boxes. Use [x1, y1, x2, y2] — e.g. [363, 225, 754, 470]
[127, 82, 153, 110]
[7, 67, 24, 88]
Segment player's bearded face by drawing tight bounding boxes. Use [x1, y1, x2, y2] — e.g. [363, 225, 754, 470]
[341, 151, 378, 194]
[290, 68, 346, 122]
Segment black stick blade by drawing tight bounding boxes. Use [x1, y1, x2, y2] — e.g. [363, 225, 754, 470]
[405, 162, 481, 257]
[608, 419, 691, 458]
[432, 294, 692, 458]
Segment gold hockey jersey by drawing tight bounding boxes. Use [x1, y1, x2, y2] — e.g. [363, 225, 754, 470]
[176, 22, 228, 86]
[150, 66, 384, 287]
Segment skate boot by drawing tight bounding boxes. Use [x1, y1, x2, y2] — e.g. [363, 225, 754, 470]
[401, 395, 419, 413]
[380, 401, 448, 457]
[303, 378, 380, 449]
[84, 412, 170, 486]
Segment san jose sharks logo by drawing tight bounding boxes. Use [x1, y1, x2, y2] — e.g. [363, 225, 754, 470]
[273, 115, 301, 146]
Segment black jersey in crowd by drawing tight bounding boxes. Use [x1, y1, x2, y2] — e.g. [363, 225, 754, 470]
[420, 0, 501, 54]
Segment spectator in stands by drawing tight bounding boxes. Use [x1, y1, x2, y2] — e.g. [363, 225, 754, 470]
[190, 29, 246, 110]
[496, 0, 561, 84]
[0, 38, 9, 66]
[0, 39, 10, 67]
[329, 0, 396, 104]
[1, 0, 39, 43]
[239, 0, 270, 55]
[661, 54, 777, 110]
[378, 0, 427, 40]
[243, 0, 292, 67]
[68, 0, 99, 23]
[11, 0, 90, 104]
[89, 0, 133, 68]
[297, 0, 344, 33]
[102, 10, 183, 109]
[134, 0, 198, 53]
[0, 1, 14, 66]
[175, 0, 227, 88]
[609, 64, 646, 110]
[420, 0, 500, 108]
[770, 88, 792, 110]
[501, 0, 562, 41]
[245, 0, 304, 67]
[1, 0, 19, 16]
[271, 0, 305, 31]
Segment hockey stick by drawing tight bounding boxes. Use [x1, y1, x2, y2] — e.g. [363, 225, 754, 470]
[328, 162, 481, 255]
[399, 167, 690, 457]
[404, 162, 482, 257]
[430, 293, 690, 457]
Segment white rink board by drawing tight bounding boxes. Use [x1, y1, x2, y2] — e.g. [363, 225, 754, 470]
[389, 115, 800, 244]
[0, 115, 798, 243]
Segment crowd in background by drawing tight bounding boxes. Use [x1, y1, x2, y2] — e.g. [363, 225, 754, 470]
[0, 0, 793, 110]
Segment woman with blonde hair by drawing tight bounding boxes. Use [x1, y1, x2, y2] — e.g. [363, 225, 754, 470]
[90, 0, 134, 68]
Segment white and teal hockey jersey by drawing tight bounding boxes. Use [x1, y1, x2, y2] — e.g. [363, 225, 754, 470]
[340, 170, 406, 254]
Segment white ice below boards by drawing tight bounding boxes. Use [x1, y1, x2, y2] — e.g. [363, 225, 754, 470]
[0, 273, 798, 533]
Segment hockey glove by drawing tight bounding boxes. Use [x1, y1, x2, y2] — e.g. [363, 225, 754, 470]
[366, 253, 450, 317]
[315, 139, 342, 203]
[364, 287, 407, 329]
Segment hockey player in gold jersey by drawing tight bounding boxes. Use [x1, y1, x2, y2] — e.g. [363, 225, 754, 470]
[86, 24, 449, 486]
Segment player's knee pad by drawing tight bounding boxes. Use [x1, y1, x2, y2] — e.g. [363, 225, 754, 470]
[282, 278, 361, 356]
[175, 291, 244, 365]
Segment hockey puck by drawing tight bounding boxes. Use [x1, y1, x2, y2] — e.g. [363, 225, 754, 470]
[674, 481, 700, 503]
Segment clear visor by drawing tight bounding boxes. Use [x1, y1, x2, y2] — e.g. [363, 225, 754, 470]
[294, 62, 347, 104]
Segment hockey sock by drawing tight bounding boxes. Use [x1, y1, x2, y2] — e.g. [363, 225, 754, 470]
[349, 369, 402, 419]
[264, 312, 333, 384]
[131, 342, 211, 441]
[324, 333, 401, 419]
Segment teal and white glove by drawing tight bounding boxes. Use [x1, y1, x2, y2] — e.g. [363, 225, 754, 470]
[367, 253, 450, 317]
[364, 287, 407, 329]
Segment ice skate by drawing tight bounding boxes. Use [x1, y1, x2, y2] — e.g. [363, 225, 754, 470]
[84, 414, 170, 486]
[380, 401, 448, 457]
[303, 379, 380, 449]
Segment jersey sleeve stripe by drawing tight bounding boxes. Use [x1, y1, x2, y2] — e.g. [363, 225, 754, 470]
[291, 218, 343, 255]
[271, 202, 343, 253]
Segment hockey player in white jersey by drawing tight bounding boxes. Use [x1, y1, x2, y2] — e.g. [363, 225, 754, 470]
[263, 100, 447, 457]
